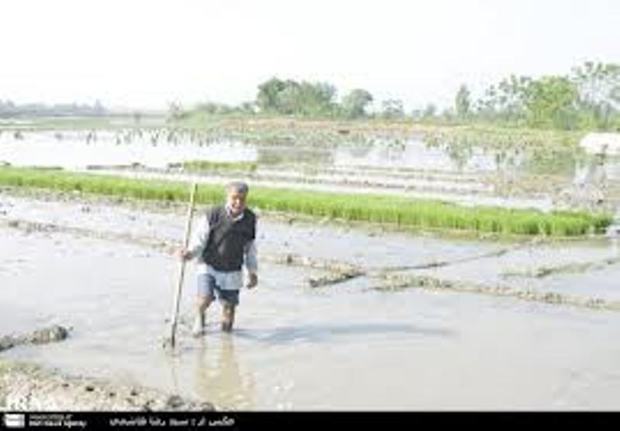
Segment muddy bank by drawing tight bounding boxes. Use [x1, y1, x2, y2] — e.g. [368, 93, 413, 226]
[0, 360, 214, 411]
[0, 326, 70, 353]
[0, 325, 215, 411]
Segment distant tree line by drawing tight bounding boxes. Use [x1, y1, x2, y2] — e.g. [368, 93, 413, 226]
[452, 61, 620, 130]
[0, 100, 107, 118]
[182, 61, 616, 132]
[190, 78, 376, 120]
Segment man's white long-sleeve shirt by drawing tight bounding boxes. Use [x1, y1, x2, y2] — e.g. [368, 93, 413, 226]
[187, 207, 257, 290]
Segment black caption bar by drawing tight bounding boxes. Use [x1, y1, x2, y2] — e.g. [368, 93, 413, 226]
[1, 411, 618, 430]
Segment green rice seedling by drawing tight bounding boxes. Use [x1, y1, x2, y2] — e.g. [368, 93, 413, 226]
[182, 160, 258, 172]
[0, 166, 612, 237]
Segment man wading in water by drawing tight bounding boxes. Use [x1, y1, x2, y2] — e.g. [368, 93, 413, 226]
[178, 181, 258, 335]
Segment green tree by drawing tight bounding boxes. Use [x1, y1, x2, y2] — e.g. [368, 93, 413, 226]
[196, 101, 235, 115]
[474, 75, 531, 122]
[381, 99, 404, 118]
[495, 75, 531, 121]
[422, 103, 437, 119]
[523, 76, 578, 129]
[167, 101, 184, 121]
[239, 101, 256, 114]
[256, 78, 337, 117]
[276, 81, 302, 114]
[256, 77, 288, 113]
[571, 61, 620, 129]
[341, 89, 373, 118]
[455, 84, 471, 118]
[297, 81, 337, 116]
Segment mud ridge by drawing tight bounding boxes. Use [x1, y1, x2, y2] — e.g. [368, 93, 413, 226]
[373, 273, 620, 312]
[0, 360, 215, 411]
[0, 218, 176, 253]
[369, 244, 528, 273]
[0, 326, 70, 353]
[501, 256, 620, 279]
[2, 217, 616, 310]
[0, 217, 523, 279]
[0, 218, 367, 286]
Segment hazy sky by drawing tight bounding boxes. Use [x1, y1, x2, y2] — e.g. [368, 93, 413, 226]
[1, 0, 618, 111]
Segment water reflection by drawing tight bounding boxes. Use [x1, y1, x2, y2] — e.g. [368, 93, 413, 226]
[193, 336, 256, 410]
[0, 129, 612, 179]
[0, 131, 257, 170]
[234, 323, 452, 344]
[4, 130, 620, 212]
[334, 138, 513, 173]
[257, 147, 332, 166]
[520, 149, 575, 178]
[574, 154, 608, 187]
[555, 153, 620, 212]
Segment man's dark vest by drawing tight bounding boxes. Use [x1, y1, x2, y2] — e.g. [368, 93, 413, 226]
[202, 206, 256, 272]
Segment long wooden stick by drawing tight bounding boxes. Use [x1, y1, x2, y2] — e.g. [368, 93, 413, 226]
[168, 182, 198, 348]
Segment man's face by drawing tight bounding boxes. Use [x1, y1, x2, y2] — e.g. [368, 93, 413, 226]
[227, 190, 247, 216]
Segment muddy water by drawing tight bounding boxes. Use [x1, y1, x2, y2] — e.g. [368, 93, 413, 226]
[333, 138, 508, 173]
[4, 130, 620, 211]
[0, 130, 256, 170]
[2, 193, 620, 409]
[415, 239, 620, 301]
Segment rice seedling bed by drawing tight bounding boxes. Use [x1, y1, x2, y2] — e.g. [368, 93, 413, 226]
[0, 166, 611, 237]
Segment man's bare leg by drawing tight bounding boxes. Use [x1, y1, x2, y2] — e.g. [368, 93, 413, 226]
[193, 295, 213, 336]
[221, 304, 236, 332]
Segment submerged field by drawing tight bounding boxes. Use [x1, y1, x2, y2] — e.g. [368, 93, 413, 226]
[0, 120, 618, 237]
[2, 189, 620, 410]
[1, 118, 620, 410]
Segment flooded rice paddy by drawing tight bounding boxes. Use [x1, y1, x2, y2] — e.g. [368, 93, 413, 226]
[2, 190, 620, 410]
[2, 128, 620, 212]
[2, 128, 620, 410]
